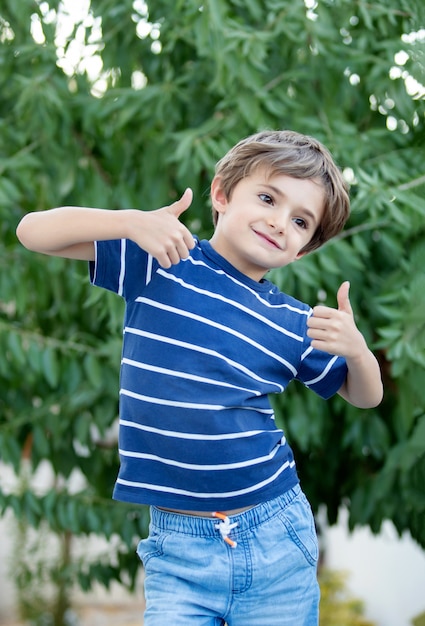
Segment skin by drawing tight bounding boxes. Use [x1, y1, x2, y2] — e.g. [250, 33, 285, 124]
[209, 170, 324, 281]
[16, 172, 383, 412]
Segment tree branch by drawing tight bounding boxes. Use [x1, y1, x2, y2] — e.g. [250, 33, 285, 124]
[398, 174, 425, 191]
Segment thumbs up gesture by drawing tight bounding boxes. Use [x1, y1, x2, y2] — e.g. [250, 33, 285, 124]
[129, 188, 195, 268]
[306, 281, 367, 359]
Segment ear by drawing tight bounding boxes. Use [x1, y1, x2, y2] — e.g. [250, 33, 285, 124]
[210, 176, 228, 216]
[295, 250, 308, 260]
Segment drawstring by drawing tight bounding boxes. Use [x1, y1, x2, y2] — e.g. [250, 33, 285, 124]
[213, 512, 238, 548]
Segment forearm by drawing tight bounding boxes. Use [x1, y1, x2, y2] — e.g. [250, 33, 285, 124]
[338, 344, 383, 408]
[17, 190, 194, 266]
[16, 206, 132, 260]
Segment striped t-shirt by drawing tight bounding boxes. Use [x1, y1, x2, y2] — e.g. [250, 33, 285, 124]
[90, 237, 347, 511]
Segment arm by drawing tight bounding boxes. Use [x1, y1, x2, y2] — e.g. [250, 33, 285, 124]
[306, 281, 383, 408]
[16, 188, 195, 266]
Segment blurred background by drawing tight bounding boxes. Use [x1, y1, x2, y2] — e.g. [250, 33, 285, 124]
[1, 0, 424, 624]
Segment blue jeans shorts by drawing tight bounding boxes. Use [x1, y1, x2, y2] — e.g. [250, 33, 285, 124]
[137, 485, 319, 625]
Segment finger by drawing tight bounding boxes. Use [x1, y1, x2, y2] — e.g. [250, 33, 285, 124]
[167, 188, 193, 218]
[337, 281, 353, 314]
[307, 315, 330, 330]
[164, 231, 195, 265]
[166, 247, 183, 266]
[307, 328, 326, 341]
[309, 305, 333, 321]
[183, 226, 196, 250]
[153, 242, 181, 268]
[156, 253, 171, 269]
[174, 237, 193, 260]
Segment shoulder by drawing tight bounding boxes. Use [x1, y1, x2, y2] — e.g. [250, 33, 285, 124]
[260, 281, 312, 315]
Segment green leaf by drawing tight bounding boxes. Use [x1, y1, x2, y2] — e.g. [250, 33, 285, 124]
[42, 348, 60, 388]
[84, 353, 103, 388]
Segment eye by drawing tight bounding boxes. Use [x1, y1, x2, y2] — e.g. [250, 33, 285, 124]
[258, 193, 274, 205]
[293, 217, 308, 229]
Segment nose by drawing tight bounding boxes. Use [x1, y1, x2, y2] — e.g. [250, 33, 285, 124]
[268, 212, 286, 235]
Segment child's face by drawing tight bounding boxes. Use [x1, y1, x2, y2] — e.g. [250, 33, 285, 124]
[210, 169, 325, 281]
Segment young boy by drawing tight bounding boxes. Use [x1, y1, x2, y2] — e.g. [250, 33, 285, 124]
[17, 130, 383, 626]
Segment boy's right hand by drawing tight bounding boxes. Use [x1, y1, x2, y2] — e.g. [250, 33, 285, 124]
[130, 188, 195, 268]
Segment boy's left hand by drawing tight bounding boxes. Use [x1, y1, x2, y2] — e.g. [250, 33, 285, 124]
[306, 281, 367, 359]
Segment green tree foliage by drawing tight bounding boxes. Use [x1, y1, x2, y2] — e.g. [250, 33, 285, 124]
[1, 0, 425, 594]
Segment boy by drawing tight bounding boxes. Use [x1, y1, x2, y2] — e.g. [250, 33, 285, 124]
[17, 130, 383, 625]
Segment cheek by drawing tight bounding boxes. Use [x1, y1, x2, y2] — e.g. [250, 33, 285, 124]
[226, 212, 249, 229]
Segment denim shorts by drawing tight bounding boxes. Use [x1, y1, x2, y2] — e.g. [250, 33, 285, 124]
[137, 485, 319, 625]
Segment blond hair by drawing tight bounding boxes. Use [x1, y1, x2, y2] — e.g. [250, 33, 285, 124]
[212, 130, 350, 254]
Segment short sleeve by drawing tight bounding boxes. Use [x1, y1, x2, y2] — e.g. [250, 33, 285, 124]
[89, 239, 155, 301]
[296, 331, 347, 400]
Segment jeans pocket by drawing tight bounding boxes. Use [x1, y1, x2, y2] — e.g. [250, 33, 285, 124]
[278, 493, 319, 567]
[137, 531, 166, 567]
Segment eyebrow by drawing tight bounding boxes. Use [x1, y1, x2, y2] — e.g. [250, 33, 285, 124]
[260, 183, 320, 226]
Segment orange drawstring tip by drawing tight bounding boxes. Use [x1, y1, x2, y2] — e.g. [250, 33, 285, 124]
[224, 536, 237, 548]
[213, 512, 238, 548]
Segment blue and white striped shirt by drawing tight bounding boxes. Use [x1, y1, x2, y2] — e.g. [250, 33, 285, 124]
[90, 238, 347, 510]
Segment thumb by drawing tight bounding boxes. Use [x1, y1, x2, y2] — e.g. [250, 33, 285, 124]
[167, 188, 193, 218]
[337, 281, 353, 314]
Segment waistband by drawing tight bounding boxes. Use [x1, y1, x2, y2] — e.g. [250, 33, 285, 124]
[149, 484, 302, 539]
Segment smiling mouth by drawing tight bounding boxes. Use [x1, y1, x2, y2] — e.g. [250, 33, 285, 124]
[253, 230, 282, 249]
